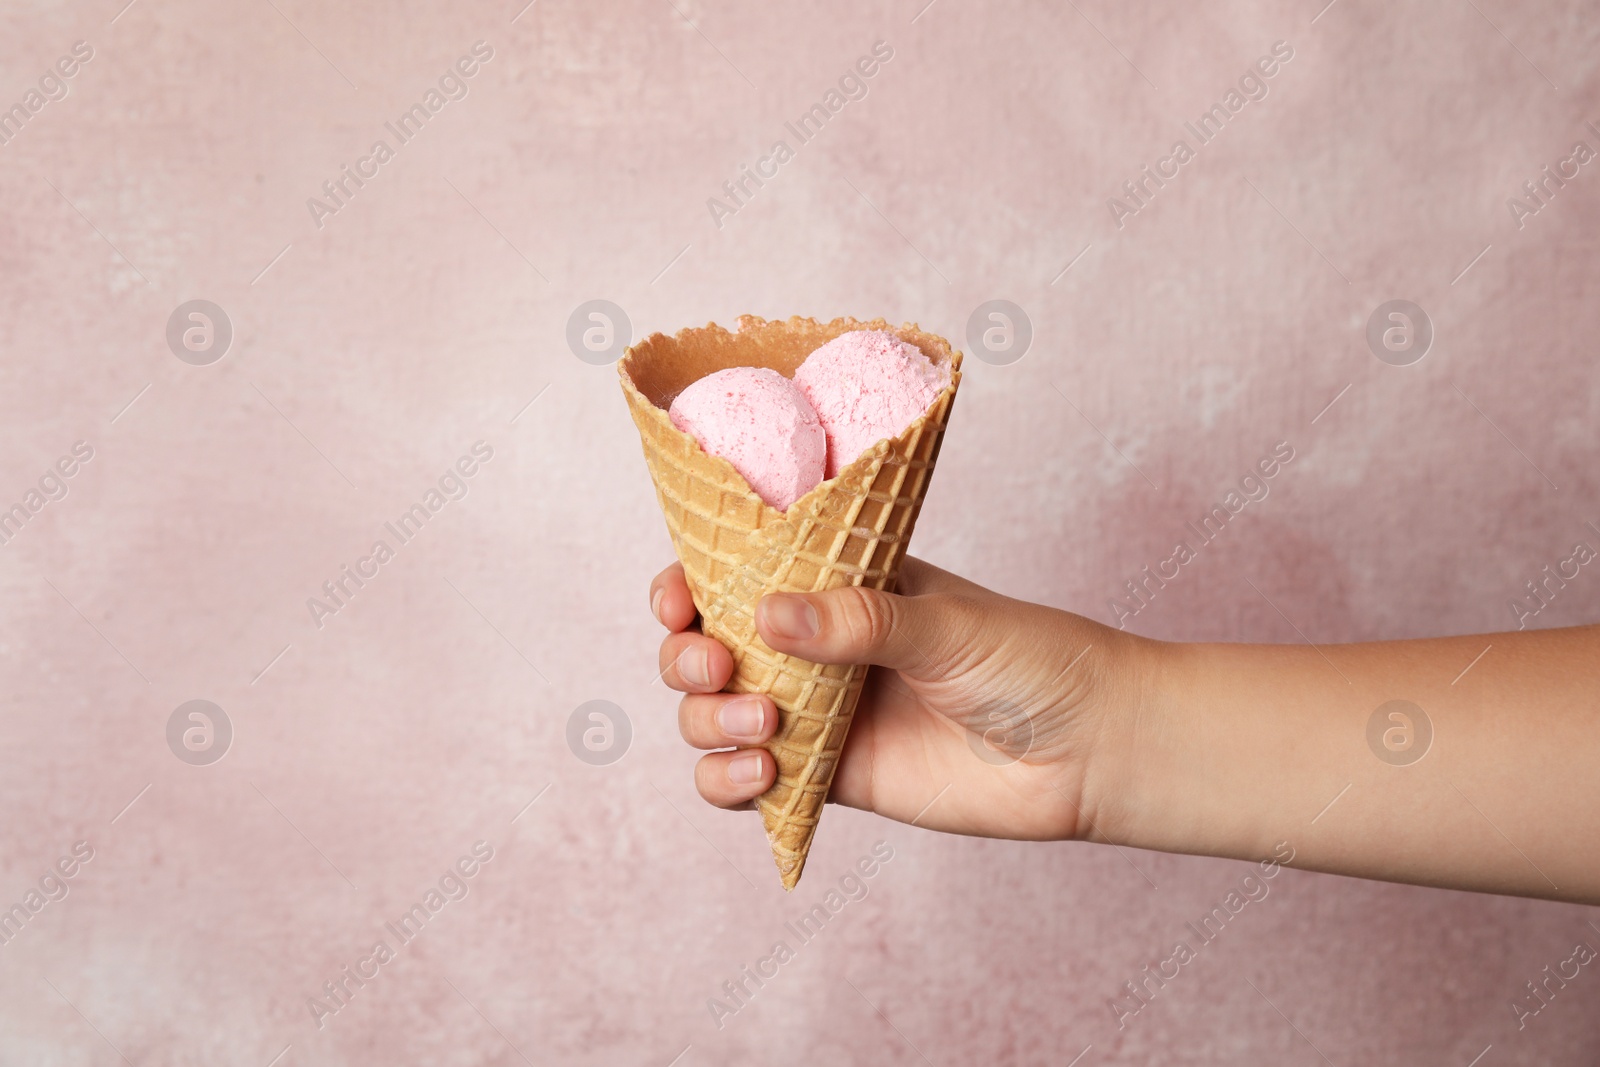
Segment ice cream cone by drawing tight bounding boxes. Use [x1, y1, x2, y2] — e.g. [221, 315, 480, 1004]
[619, 315, 962, 889]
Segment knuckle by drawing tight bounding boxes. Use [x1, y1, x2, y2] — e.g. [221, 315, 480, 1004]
[926, 593, 987, 666]
[835, 586, 893, 653]
[936, 592, 983, 629]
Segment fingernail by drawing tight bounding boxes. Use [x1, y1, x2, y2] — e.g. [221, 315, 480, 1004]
[728, 751, 765, 785]
[650, 587, 664, 623]
[760, 594, 818, 640]
[717, 698, 767, 741]
[677, 646, 711, 688]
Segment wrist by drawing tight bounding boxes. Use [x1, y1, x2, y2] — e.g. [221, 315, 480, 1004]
[1070, 624, 1173, 847]
[1075, 632, 1267, 861]
[1085, 637, 1325, 866]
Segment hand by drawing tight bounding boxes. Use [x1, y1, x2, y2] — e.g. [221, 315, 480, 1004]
[649, 555, 1148, 841]
[652, 555, 1600, 903]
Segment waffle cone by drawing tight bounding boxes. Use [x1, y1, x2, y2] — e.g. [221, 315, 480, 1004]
[619, 315, 962, 889]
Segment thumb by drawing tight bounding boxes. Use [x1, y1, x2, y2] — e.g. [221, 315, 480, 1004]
[754, 585, 961, 673]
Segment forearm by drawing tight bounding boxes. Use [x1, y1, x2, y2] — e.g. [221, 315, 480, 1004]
[1093, 625, 1600, 903]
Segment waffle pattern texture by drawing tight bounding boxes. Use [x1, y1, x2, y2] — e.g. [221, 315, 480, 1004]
[620, 316, 962, 889]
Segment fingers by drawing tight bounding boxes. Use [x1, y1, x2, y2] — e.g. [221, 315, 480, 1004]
[657, 631, 734, 692]
[694, 748, 775, 808]
[651, 560, 773, 808]
[649, 561, 698, 632]
[653, 562, 731, 693]
[651, 558, 778, 810]
[678, 692, 776, 748]
[755, 581, 971, 673]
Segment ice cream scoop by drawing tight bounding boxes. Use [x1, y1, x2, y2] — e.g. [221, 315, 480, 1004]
[668, 366, 826, 512]
[792, 330, 950, 478]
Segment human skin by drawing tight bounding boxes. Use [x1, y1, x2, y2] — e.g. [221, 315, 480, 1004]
[649, 556, 1600, 905]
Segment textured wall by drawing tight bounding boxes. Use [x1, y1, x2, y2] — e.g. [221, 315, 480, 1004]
[1, 0, 1598, 1063]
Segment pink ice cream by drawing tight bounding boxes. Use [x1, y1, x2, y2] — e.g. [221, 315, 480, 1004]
[793, 330, 949, 477]
[668, 366, 826, 511]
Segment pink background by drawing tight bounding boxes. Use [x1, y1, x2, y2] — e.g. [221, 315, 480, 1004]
[2, 0, 1598, 1063]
